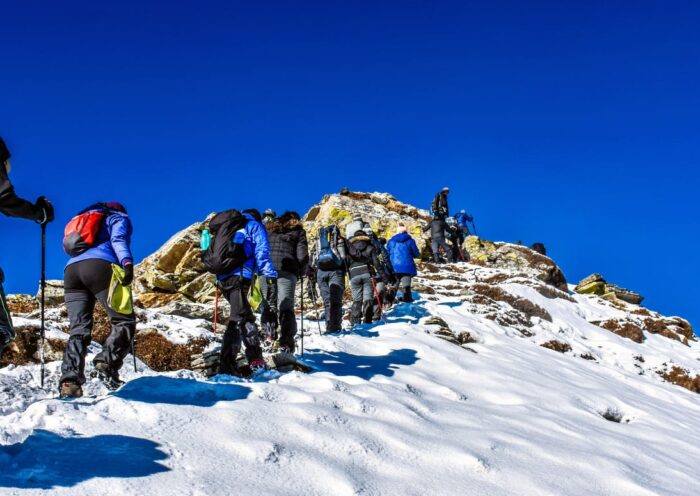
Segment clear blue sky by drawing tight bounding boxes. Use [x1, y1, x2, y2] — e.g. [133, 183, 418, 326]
[1, 1, 698, 328]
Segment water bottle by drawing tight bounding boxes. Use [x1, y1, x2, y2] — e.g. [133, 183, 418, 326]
[200, 229, 211, 251]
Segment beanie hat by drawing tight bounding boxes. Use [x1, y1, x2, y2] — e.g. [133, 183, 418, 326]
[397, 224, 407, 234]
[243, 208, 262, 222]
[352, 213, 362, 222]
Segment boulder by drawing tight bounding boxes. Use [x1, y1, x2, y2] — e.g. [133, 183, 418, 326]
[303, 191, 432, 253]
[574, 273, 644, 305]
[463, 238, 568, 292]
[574, 273, 606, 295]
[35, 280, 64, 306]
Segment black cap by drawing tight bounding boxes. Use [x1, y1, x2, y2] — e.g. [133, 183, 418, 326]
[0, 137, 11, 163]
[243, 208, 262, 222]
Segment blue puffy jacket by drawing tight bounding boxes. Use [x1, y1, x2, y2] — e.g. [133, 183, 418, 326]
[454, 212, 472, 229]
[66, 207, 134, 268]
[217, 213, 278, 281]
[386, 232, 420, 276]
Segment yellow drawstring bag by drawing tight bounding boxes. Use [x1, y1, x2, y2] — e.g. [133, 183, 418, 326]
[249, 276, 263, 311]
[108, 264, 133, 315]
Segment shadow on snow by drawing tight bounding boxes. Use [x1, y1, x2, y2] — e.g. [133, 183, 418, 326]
[113, 376, 251, 406]
[386, 301, 431, 324]
[305, 348, 418, 380]
[0, 430, 169, 489]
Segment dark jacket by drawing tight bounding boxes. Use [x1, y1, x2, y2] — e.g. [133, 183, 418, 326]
[347, 234, 381, 278]
[424, 218, 447, 241]
[0, 163, 43, 221]
[432, 192, 449, 218]
[67, 205, 134, 268]
[387, 232, 420, 276]
[265, 217, 309, 276]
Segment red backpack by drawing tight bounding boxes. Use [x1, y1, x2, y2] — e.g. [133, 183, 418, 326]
[63, 207, 108, 256]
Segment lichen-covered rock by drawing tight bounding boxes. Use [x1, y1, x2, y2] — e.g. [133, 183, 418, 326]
[574, 273, 606, 295]
[35, 280, 65, 306]
[463, 239, 568, 292]
[303, 191, 432, 252]
[574, 273, 644, 305]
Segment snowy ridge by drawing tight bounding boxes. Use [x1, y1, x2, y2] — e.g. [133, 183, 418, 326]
[1, 261, 699, 495]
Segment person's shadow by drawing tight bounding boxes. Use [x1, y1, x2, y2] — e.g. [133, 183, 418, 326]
[305, 348, 418, 380]
[113, 376, 251, 406]
[0, 430, 169, 489]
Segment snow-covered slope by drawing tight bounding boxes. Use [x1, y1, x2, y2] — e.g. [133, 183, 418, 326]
[1, 261, 699, 496]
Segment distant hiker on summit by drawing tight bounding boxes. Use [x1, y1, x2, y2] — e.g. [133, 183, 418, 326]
[262, 211, 309, 354]
[454, 209, 473, 236]
[431, 187, 450, 219]
[201, 208, 278, 376]
[0, 137, 54, 359]
[386, 224, 420, 303]
[59, 202, 134, 398]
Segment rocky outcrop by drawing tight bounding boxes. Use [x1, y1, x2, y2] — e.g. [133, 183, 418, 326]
[574, 273, 644, 305]
[303, 191, 432, 252]
[463, 237, 568, 292]
[133, 216, 218, 308]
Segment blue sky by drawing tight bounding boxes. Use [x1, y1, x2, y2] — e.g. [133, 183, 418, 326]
[1, 1, 698, 327]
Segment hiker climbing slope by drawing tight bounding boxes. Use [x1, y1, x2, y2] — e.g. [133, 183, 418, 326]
[59, 202, 134, 398]
[347, 227, 382, 325]
[0, 137, 54, 359]
[424, 216, 454, 264]
[261, 211, 309, 353]
[431, 187, 450, 219]
[386, 223, 420, 303]
[312, 225, 349, 333]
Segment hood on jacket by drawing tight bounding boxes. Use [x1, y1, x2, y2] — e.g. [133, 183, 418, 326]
[392, 232, 412, 243]
[266, 217, 303, 234]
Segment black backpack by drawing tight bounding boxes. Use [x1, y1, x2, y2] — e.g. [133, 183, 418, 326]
[201, 209, 251, 275]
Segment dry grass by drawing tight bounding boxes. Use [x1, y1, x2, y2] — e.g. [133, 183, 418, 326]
[0, 326, 66, 367]
[599, 320, 645, 343]
[642, 318, 683, 343]
[659, 366, 700, 393]
[469, 284, 552, 322]
[135, 330, 208, 371]
[7, 297, 39, 315]
[540, 340, 572, 353]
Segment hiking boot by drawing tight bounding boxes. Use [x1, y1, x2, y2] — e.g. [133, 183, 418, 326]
[59, 381, 83, 399]
[91, 362, 124, 391]
[249, 359, 267, 371]
[279, 345, 294, 355]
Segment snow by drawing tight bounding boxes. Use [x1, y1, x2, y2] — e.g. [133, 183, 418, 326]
[2, 263, 700, 495]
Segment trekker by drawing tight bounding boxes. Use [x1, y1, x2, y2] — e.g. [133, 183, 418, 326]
[424, 216, 454, 264]
[446, 217, 467, 261]
[312, 225, 349, 333]
[211, 208, 278, 376]
[0, 137, 54, 358]
[431, 187, 450, 219]
[59, 202, 134, 398]
[364, 228, 396, 321]
[347, 228, 382, 325]
[386, 224, 420, 303]
[454, 209, 472, 236]
[345, 213, 365, 240]
[261, 211, 309, 353]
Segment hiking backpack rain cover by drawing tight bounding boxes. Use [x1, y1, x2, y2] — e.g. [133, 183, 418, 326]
[63, 207, 108, 256]
[316, 225, 345, 271]
[201, 209, 250, 275]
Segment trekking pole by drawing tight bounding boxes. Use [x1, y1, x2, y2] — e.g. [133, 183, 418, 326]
[40, 223, 46, 388]
[300, 277, 304, 358]
[471, 219, 478, 237]
[370, 277, 386, 325]
[213, 286, 219, 336]
[131, 331, 137, 373]
[310, 283, 323, 336]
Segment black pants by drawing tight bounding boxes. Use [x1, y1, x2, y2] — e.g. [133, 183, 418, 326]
[432, 236, 454, 263]
[218, 275, 262, 374]
[259, 271, 297, 351]
[0, 267, 14, 354]
[61, 259, 136, 385]
[317, 269, 345, 332]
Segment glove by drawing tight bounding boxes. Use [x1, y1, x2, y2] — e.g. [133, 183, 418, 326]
[122, 263, 134, 286]
[34, 196, 54, 225]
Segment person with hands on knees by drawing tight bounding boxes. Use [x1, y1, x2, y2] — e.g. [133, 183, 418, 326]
[216, 208, 278, 376]
[0, 136, 54, 359]
[58, 202, 135, 398]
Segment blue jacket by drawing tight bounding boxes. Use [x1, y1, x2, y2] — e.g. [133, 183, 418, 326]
[454, 212, 472, 228]
[217, 213, 278, 281]
[67, 208, 133, 268]
[386, 232, 420, 276]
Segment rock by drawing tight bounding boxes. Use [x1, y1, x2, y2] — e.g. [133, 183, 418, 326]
[464, 239, 568, 292]
[303, 191, 432, 254]
[0, 325, 66, 366]
[35, 280, 65, 306]
[574, 273, 643, 305]
[158, 300, 230, 322]
[6, 294, 39, 314]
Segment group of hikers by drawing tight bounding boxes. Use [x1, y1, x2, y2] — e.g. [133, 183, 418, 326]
[0, 136, 475, 399]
